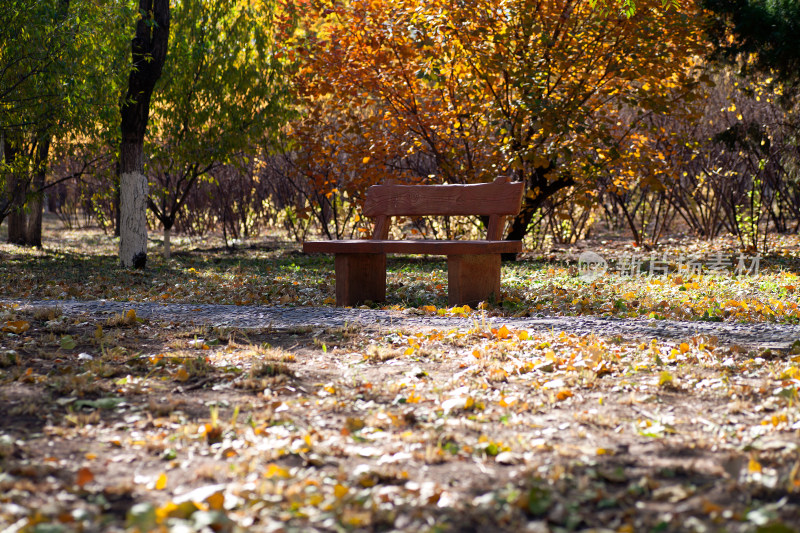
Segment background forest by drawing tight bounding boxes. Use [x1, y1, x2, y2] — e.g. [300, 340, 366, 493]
[1, 0, 800, 255]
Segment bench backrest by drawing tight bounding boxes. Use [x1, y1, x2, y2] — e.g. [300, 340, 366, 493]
[363, 176, 523, 240]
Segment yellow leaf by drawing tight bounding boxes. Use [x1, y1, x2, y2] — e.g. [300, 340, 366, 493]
[206, 491, 225, 511]
[748, 457, 762, 473]
[495, 325, 511, 340]
[780, 366, 800, 380]
[125, 309, 137, 324]
[175, 368, 190, 382]
[362, 156, 371, 164]
[556, 390, 573, 401]
[345, 417, 365, 432]
[343, 509, 372, 527]
[3, 320, 30, 334]
[334, 483, 349, 499]
[155, 501, 179, 523]
[659, 371, 674, 387]
[679, 343, 690, 354]
[156, 501, 197, 522]
[265, 463, 291, 479]
[517, 330, 529, 341]
[155, 472, 168, 490]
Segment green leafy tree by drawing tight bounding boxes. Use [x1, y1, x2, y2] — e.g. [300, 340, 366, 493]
[1, 0, 131, 245]
[146, 0, 292, 258]
[2, 0, 77, 244]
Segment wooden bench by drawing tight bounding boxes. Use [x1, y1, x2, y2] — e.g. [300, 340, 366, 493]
[303, 177, 524, 307]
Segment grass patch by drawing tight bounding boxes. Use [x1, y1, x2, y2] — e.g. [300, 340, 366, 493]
[2, 220, 799, 324]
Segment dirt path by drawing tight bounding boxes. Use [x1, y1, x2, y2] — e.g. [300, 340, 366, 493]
[5, 298, 800, 349]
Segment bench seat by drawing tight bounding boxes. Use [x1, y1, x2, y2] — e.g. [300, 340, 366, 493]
[303, 239, 522, 255]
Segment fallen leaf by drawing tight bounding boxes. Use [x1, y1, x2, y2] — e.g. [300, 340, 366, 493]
[2, 320, 30, 334]
[60, 335, 77, 350]
[76, 467, 94, 488]
[264, 463, 291, 479]
[334, 483, 349, 499]
[495, 325, 511, 340]
[556, 389, 573, 401]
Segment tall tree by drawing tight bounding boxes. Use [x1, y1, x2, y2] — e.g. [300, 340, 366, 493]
[119, 0, 170, 268]
[147, 0, 291, 258]
[292, 0, 708, 247]
[1, 0, 129, 245]
[1, 0, 72, 243]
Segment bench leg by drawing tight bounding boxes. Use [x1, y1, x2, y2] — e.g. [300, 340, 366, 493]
[334, 253, 386, 306]
[447, 254, 501, 307]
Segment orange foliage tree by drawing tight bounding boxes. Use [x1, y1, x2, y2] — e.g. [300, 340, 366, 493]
[289, 0, 709, 242]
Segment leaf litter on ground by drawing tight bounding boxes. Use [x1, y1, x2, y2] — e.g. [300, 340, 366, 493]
[1, 223, 800, 531]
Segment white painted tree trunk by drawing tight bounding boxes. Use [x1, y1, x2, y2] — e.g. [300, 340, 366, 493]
[163, 226, 171, 259]
[119, 171, 149, 268]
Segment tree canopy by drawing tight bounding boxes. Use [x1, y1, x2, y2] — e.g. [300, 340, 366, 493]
[291, 0, 710, 241]
[704, 0, 800, 91]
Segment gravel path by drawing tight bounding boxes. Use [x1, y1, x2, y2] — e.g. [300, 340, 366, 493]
[5, 298, 800, 350]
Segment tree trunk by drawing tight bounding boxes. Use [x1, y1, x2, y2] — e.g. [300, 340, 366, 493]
[23, 135, 52, 247]
[502, 165, 574, 261]
[118, 0, 169, 268]
[120, 141, 149, 267]
[163, 226, 171, 259]
[7, 205, 26, 244]
[3, 139, 28, 244]
[113, 164, 121, 237]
